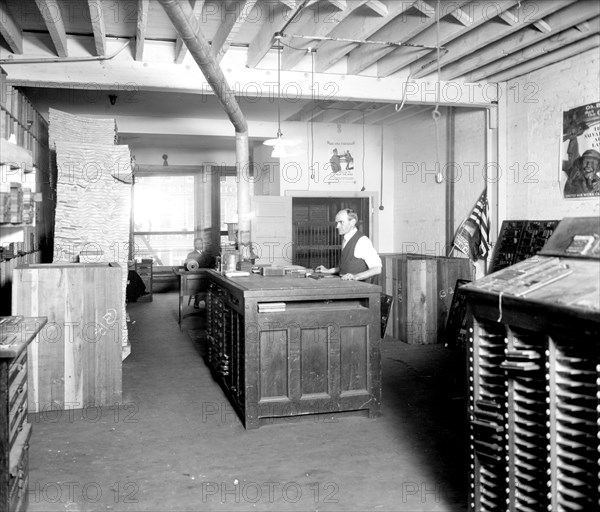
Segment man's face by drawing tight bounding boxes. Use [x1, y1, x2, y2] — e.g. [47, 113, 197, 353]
[335, 211, 356, 236]
[581, 155, 600, 187]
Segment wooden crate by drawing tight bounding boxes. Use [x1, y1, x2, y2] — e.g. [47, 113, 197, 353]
[379, 254, 474, 344]
[11, 263, 122, 412]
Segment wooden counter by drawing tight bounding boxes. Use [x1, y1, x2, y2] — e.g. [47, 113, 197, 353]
[1, 317, 47, 512]
[204, 270, 382, 428]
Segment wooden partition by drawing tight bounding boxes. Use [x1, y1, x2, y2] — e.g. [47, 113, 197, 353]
[379, 254, 474, 344]
[11, 263, 122, 413]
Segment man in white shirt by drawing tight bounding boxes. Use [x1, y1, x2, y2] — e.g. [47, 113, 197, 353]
[315, 208, 382, 282]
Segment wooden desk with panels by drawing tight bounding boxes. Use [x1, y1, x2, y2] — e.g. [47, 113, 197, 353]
[204, 270, 382, 428]
[1, 316, 47, 512]
[462, 217, 599, 512]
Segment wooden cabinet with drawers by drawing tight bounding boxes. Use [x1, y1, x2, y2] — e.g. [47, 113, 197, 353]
[0, 316, 47, 512]
[462, 217, 600, 512]
[204, 270, 382, 429]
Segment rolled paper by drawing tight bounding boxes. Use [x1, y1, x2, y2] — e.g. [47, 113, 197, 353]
[186, 259, 199, 271]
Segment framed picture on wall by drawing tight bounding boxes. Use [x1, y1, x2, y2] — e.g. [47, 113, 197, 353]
[560, 101, 600, 199]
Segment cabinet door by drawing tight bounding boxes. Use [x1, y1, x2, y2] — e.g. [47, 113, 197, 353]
[250, 306, 377, 419]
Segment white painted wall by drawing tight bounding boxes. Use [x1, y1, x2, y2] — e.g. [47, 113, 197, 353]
[273, 120, 396, 253]
[127, 144, 234, 166]
[501, 47, 600, 221]
[393, 108, 448, 256]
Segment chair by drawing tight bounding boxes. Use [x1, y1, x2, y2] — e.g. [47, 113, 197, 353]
[380, 293, 393, 338]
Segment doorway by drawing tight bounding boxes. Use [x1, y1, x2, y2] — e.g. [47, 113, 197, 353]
[291, 197, 370, 268]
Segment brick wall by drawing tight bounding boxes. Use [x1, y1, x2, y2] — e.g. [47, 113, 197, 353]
[503, 47, 600, 220]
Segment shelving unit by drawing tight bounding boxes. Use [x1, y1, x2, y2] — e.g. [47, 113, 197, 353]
[0, 69, 52, 316]
[489, 219, 559, 273]
[0, 67, 51, 269]
[462, 217, 600, 512]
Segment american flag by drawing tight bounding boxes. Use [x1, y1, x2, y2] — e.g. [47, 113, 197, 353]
[469, 190, 490, 259]
[453, 190, 491, 261]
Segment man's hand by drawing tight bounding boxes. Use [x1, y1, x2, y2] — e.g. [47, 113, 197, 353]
[340, 273, 357, 281]
[315, 265, 328, 273]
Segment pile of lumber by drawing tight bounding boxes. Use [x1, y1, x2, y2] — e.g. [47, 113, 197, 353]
[49, 108, 132, 358]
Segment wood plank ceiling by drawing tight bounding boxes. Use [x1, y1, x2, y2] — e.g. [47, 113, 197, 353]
[0, 0, 598, 126]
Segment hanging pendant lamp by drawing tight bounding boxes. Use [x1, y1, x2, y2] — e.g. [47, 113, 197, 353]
[263, 34, 298, 157]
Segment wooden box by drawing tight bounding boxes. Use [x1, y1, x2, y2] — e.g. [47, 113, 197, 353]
[379, 254, 474, 344]
[11, 263, 122, 412]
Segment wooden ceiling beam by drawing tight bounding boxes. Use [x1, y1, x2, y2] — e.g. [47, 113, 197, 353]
[0, 2, 23, 54]
[447, 7, 473, 26]
[387, 105, 433, 125]
[574, 21, 591, 32]
[468, 16, 600, 82]
[324, 0, 347, 9]
[364, 1, 387, 17]
[281, 1, 363, 71]
[318, 101, 358, 122]
[532, 19, 552, 33]
[498, 9, 518, 26]
[314, 0, 417, 73]
[212, 0, 259, 62]
[246, 1, 305, 68]
[174, 0, 202, 64]
[337, 102, 375, 124]
[412, 0, 579, 79]
[135, 0, 149, 61]
[87, 0, 106, 57]
[34, 0, 68, 57]
[346, 0, 450, 76]
[362, 104, 396, 124]
[441, 1, 597, 80]
[488, 34, 600, 83]
[376, 0, 517, 78]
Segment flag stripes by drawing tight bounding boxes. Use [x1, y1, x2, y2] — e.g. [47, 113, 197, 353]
[469, 190, 490, 259]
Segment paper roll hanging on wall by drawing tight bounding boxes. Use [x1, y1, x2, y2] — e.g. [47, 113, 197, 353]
[186, 259, 199, 271]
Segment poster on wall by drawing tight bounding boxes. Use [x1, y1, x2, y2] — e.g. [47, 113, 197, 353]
[561, 101, 600, 198]
[321, 135, 361, 186]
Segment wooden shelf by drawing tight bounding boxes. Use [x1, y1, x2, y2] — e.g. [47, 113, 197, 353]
[0, 138, 33, 170]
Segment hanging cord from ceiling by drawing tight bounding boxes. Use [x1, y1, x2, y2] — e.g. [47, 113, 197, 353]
[275, 33, 282, 139]
[310, 47, 315, 180]
[379, 124, 385, 210]
[361, 112, 366, 191]
[432, 0, 443, 184]
[395, 71, 413, 113]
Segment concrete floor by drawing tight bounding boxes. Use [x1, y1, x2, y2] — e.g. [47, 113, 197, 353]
[25, 292, 469, 512]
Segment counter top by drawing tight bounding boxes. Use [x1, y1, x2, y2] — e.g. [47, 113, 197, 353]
[205, 269, 381, 296]
[0, 316, 48, 359]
